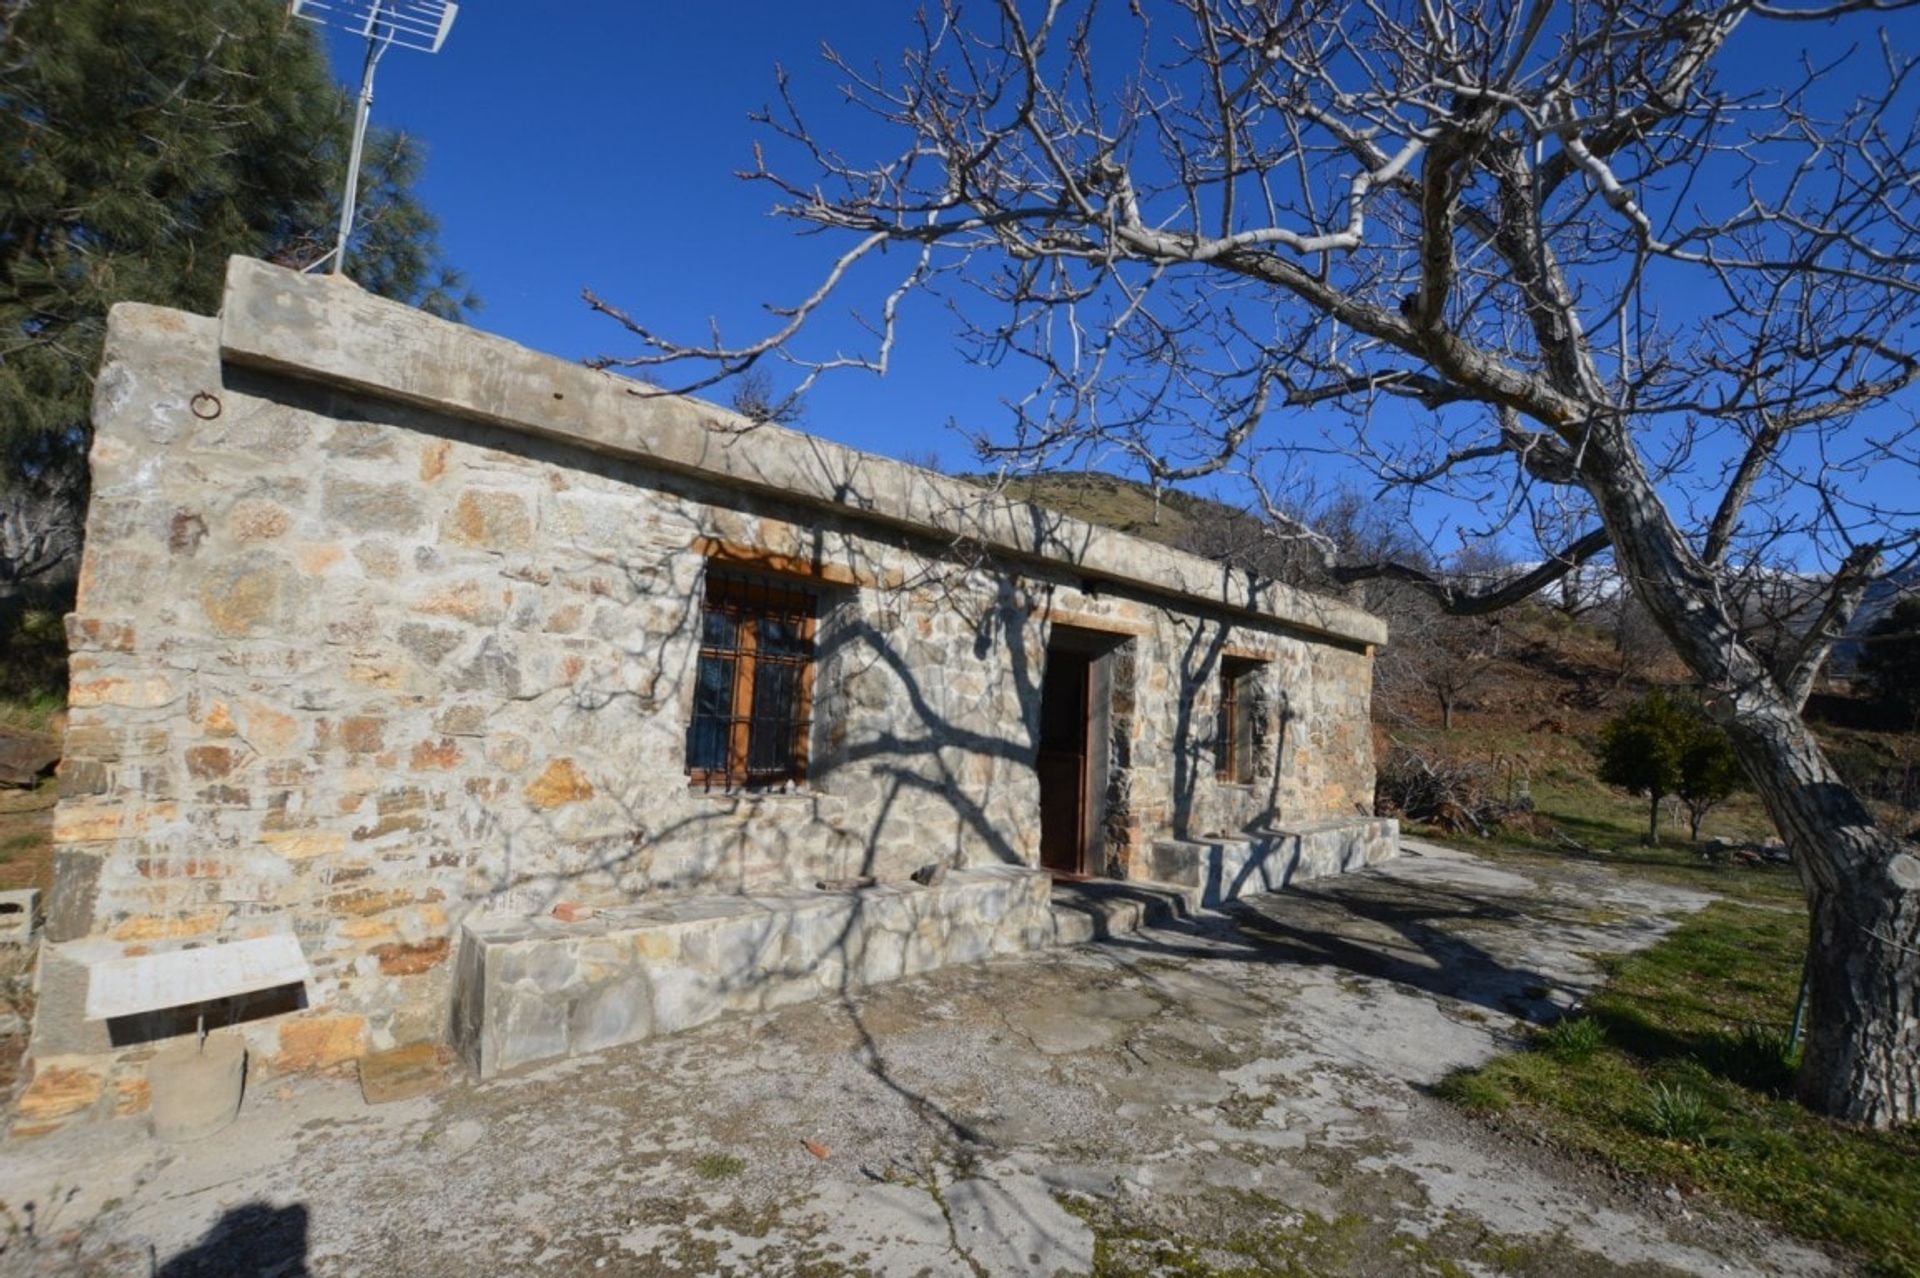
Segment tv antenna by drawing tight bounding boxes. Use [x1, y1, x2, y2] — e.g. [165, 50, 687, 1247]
[289, 1, 459, 277]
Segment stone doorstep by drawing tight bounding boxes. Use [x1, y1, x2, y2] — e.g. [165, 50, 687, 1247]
[1151, 817, 1400, 908]
[1047, 877, 1200, 947]
[454, 865, 1055, 1079]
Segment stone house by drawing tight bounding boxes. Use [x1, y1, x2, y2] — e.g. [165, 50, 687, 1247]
[17, 258, 1393, 1128]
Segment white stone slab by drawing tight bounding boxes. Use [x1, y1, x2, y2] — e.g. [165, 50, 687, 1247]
[83, 934, 310, 1020]
[0, 888, 37, 945]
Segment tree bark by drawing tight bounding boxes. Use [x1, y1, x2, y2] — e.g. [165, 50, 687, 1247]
[1440, 694, 1454, 731]
[1648, 793, 1662, 845]
[1578, 423, 1920, 1126]
[1800, 881, 1920, 1122]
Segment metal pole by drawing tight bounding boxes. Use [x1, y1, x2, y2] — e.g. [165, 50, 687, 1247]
[331, 26, 387, 276]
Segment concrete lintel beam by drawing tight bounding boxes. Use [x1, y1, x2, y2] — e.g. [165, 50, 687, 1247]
[214, 257, 1388, 650]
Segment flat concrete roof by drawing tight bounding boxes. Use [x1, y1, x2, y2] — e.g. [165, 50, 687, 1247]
[216, 257, 1387, 649]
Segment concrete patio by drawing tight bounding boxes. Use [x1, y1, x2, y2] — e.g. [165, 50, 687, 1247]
[0, 840, 1838, 1277]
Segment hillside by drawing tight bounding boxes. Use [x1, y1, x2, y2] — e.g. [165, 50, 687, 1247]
[972, 470, 1259, 549]
[987, 469, 1918, 845]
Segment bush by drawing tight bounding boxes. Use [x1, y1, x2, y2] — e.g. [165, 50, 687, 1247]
[1643, 1082, 1712, 1144]
[1374, 745, 1532, 836]
[1714, 1023, 1800, 1094]
[1859, 596, 1920, 728]
[1541, 1016, 1606, 1064]
[1597, 691, 1744, 842]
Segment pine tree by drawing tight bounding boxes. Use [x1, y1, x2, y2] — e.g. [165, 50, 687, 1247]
[0, 0, 474, 582]
[1859, 597, 1920, 729]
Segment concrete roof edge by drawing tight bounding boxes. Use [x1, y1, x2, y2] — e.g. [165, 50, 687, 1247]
[216, 256, 1388, 649]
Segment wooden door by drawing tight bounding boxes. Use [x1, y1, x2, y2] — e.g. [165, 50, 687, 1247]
[1037, 648, 1091, 875]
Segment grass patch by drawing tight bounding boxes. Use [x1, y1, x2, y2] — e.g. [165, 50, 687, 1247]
[1402, 756, 1808, 912]
[1540, 1016, 1606, 1065]
[693, 1152, 746, 1180]
[0, 778, 56, 892]
[1439, 901, 1920, 1276]
[0, 602, 68, 723]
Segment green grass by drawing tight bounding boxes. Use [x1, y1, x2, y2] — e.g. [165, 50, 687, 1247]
[1395, 725, 1808, 911]
[0, 602, 67, 733]
[1540, 1016, 1606, 1064]
[1437, 901, 1920, 1277]
[693, 1152, 746, 1180]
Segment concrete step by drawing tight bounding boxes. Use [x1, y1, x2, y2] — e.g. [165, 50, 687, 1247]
[1047, 877, 1202, 946]
[1151, 817, 1400, 907]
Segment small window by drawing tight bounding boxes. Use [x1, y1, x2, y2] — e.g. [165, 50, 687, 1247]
[685, 569, 818, 790]
[1216, 657, 1264, 785]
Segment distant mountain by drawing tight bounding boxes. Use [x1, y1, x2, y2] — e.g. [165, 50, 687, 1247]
[1834, 559, 1920, 674]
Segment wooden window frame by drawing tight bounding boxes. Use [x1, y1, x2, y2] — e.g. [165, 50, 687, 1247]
[1216, 657, 1264, 786]
[685, 568, 820, 792]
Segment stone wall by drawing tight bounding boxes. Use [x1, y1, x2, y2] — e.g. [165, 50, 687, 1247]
[18, 259, 1390, 1129]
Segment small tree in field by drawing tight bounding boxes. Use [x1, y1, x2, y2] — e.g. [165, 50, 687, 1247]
[1599, 692, 1690, 844]
[1599, 692, 1742, 843]
[1676, 720, 1745, 842]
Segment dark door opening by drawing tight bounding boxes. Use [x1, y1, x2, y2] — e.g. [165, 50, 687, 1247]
[1037, 647, 1091, 875]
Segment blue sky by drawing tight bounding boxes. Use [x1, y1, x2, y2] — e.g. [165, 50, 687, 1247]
[312, 4, 1920, 567]
[315, 5, 1000, 473]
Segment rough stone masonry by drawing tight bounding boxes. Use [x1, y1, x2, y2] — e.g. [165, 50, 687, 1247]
[16, 257, 1394, 1130]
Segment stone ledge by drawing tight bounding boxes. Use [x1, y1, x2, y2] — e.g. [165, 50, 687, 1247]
[210, 257, 1387, 650]
[452, 866, 1053, 1078]
[1151, 817, 1399, 907]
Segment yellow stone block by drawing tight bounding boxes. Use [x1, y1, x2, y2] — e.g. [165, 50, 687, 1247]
[275, 1014, 368, 1072]
[261, 829, 347, 860]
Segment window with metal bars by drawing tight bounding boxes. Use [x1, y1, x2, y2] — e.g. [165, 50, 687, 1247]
[685, 568, 819, 791]
[1216, 657, 1264, 785]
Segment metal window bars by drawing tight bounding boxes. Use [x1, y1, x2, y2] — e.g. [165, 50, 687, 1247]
[686, 569, 818, 792]
[1217, 657, 1262, 784]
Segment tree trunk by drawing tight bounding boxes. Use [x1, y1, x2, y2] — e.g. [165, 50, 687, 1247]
[1439, 693, 1454, 731]
[1577, 431, 1920, 1125]
[1801, 879, 1920, 1123]
[1647, 793, 1661, 845]
[1687, 804, 1705, 841]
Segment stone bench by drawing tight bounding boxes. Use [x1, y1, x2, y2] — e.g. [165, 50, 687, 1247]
[1150, 817, 1399, 908]
[453, 866, 1052, 1078]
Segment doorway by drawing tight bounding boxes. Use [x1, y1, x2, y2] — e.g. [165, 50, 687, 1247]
[1037, 647, 1091, 875]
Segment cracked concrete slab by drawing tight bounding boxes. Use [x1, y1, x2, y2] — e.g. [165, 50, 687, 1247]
[0, 840, 1838, 1277]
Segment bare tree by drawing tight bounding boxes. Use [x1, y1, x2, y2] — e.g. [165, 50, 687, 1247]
[1414, 612, 1506, 731]
[0, 450, 82, 590]
[726, 366, 807, 427]
[592, 1, 1920, 1124]
[1607, 583, 1676, 687]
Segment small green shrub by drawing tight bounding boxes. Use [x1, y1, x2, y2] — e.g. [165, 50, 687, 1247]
[1541, 1016, 1606, 1064]
[1644, 1083, 1711, 1144]
[1715, 1023, 1800, 1094]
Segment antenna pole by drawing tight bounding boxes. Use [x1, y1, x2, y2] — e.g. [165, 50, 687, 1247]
[332, 18, 389, 276]
[291, 0, 458, 275]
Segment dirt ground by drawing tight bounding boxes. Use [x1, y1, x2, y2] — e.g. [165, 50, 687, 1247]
[0, 841, 1843, 1277]
[0, 784, 54, 895]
